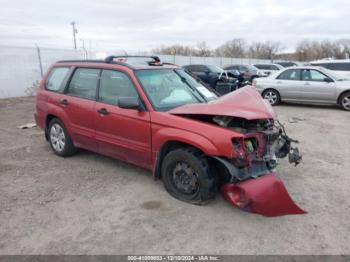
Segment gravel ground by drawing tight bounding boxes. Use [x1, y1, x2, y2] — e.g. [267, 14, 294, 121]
[0, 97, 349, 255]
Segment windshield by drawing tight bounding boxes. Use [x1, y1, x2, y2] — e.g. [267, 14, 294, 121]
[207, 65, 223, 74]
[136, 69, 217, 111]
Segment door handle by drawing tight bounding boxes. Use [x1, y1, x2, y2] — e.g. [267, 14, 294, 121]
[59, 99, 69, 106]
[304, 82, 310, 85]
[276, 81, 282, 84]
[97, 108, 109, 115]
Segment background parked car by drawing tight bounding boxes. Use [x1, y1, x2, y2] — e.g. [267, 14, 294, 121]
[182, 64, 238, 94]
[253, 66, 350, 110]
[275, 61, 299, 68]
[310, 59, 350, 78]
[253, 63, 283, 76]
[223, 64, 266, 82]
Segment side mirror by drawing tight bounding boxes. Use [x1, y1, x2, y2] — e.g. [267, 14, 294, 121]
[118, 97, 142, 110]
[324, 77, 333, 83]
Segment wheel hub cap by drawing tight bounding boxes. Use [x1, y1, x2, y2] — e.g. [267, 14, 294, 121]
[50, 124, 65, 152]
[172, 162, 199, 194]
[264, 92, 277, 104]
[342, 96, 350, 110]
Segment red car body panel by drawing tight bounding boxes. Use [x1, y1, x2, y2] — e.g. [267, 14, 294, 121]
[221, 173, 306, 217]
[94, 101, 152, 169]
[35, 60, 305, 217]
[169, 86, 276, 120]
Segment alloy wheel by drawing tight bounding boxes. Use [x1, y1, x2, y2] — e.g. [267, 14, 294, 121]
[264, 91, 278, 105]
[342, 95, 350, 110]
[50, 123, 66, 152]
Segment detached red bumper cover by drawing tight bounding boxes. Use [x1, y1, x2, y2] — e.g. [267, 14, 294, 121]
[221, 173, 306, 217]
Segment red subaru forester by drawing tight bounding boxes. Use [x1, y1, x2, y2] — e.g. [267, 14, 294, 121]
[35, 56, 304, 216]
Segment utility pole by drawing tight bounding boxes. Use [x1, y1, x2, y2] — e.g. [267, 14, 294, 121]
[71, 22, 78, 49]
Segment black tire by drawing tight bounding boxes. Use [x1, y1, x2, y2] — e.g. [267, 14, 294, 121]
[339, 92, 350, 111]
[161, 147, 217, 205]
[48, 118, 77, 157]
[262, 88, 281, 106]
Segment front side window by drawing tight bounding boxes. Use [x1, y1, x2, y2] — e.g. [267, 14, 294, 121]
[302, 69, 328, 82]
[46, 67, 70, 91]
[99, 70, 138, 105]
[136, 69, 210, 111]
[66, 68, 100, 99]
[277, 69, 301, 80]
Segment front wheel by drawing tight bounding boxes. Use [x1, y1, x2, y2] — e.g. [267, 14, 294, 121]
[161, 148, 217, 205]
[262, 89, 281, 105]
[340, 92, 350, 111]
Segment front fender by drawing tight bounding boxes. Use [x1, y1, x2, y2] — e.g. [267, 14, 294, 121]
[153, 127, 221, 157]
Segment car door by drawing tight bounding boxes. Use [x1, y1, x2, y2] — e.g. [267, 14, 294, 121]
[94, 69, 152, 169]
[63, 67, 100, 151]
[299, 69, 337, 103]
[273, 69, 303, 100]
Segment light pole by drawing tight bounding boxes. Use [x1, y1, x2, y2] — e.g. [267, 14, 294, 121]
[71, 22, 78, 50]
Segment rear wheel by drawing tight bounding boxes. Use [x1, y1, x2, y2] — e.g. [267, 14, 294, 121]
[48, 118, 77, 157]
[161, 148, 217, 205]
[340, 92, 350, 111]
[262, 89, 281, 105]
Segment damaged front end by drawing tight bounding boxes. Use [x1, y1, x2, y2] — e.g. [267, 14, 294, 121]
[169, 87, 306, 217]
[212, 116, 305, 216]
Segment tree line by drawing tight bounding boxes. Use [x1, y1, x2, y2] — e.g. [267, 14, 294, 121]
[151, 38, 350, 61]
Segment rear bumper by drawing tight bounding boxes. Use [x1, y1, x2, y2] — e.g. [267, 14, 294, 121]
[34, 112, 44, 130]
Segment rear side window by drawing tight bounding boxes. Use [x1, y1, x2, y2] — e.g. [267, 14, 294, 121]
[99, 70, 138, 105]
[225, 65, 238, 70]
[189, 65, 207, 72]
[270, 65, 280, 70]
[277, 69, 301, 80]
[329, 63, 350, 71]
[312, 63, 350, 71]
[46, 67, 70, 91]
[254, 64, 268, 70]
[66, 68, 100, 100]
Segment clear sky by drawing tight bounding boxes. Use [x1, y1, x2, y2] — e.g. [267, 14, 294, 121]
[0, 0, 349, 52]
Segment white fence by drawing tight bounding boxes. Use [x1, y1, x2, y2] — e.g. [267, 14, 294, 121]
[158, 55, 270, 67]
[0, 45, 270, 98]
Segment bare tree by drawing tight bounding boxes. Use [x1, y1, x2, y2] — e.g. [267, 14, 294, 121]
[247, 41, 283, 60]
[215, 38, 246, 58]
[194, 41, 212, 57]
[248, 42, 267, 59]
[151, 44, 196, 56]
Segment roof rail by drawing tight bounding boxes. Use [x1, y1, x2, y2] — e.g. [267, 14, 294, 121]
[104, 55, 161, 64]
[57, 59, 105, 63]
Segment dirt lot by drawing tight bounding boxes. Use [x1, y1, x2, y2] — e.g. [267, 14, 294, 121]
[0, 96, 349, 255]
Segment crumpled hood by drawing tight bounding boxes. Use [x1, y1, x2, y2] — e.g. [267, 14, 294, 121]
[169, 86, 276, 120]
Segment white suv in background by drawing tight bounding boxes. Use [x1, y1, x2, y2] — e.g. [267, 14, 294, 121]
[310, 60, 350, 78]
[253, 63, 283, 76]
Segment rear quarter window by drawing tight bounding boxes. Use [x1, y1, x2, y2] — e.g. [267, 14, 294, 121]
[46, 67, 70, 92]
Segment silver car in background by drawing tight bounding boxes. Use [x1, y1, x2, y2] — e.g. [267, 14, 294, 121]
[253, 66, 350, 111]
